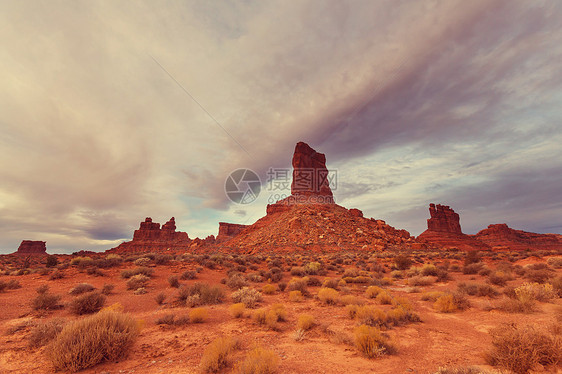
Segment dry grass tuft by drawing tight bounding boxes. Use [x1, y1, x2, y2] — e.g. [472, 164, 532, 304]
[354, 324, 396, 358]
[46, 310, 139, 372]
[486, 324, 562, 374]
[199, 336, 240, 373]
[234, 346, 280, 374]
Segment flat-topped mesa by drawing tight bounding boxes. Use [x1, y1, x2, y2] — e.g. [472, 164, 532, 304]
[216, 222, 248, 243]
[14, 240, 47, 255]
[109, 217, 191, 253]
[290, 142, 334, 203]
[427, 203, 462, 233]
[473, 223, 562, 250]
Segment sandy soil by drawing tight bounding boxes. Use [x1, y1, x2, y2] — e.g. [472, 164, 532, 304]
[0, 252, 561, 374]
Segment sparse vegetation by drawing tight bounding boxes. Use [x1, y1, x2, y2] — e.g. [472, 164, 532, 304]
[234, 346, 280, 374]
[46, 310, 139, 371]
[354, 324, 396, 358]
[69, 292, 106, 315]
[199, 336, 240, 373]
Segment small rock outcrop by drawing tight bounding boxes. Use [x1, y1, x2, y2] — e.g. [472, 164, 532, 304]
[14, 240, 47, 255]
[417, 204, 489, 251]
[473, 224, 562, 251]
[110, 217, 191, 253]
[216, 222, 248, 243]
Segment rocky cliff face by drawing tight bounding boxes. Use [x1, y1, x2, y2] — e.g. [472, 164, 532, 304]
[14, 240, 47, 255]
[417, 204, 489, 251]
[289, 141, 335, 204]
[473, 223, 562, 250]
[110, 217, 192, 253]
[216, 222, 248, 242]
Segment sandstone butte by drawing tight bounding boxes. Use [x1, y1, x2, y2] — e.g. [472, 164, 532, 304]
[13, 240, 47, 255]
[219, 142, 413, 253]
[107, 142, 562, 254]
[416, 204, 490, 251]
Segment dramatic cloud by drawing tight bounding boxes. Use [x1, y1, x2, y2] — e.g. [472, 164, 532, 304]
[0, 0, 561, 253]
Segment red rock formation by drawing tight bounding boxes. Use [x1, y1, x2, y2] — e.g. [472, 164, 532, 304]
[221, 203, 413, 253]
[473, 224, 562, 251]
[427, 204, 461, 233]
[218, 142, 414, 253]
[216, 222, 248, 242]
[14, 240, 47, 255]
[417, 204, 489, 251]
[290, 142, 335, 203]
[109, 217, 191, 253]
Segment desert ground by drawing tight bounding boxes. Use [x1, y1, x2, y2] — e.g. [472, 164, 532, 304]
[0, 249, 561, 374]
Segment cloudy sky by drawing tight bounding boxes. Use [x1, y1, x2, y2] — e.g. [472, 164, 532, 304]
[1, 0, 561, 253]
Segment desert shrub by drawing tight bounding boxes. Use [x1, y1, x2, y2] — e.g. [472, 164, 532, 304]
[433, 294, 457, 313]
[552, 275, 562, 297]
[306, 276, 322, 286]
[451, 292, 470, 310]
[488, 271, 511, 286]
[155, 313, 176, 325]
[248, 273, 263, 283]
[189, 307, 209, 323]
[496, 298, 536, 313]
[49, 270, 64, 280]
[463, 263, 483, 275]
[287, 277, 308, 295]
[200, 336, 240, 373]
[457, 282, 499, 298]
[464, 251, 481, 266]
[365, 285, 383, 298]
[288, 290, 303, 302]
[297, 314, 315, 331]
[126, 274, 150, 290]
[134, 287, 147, 295]
[46, 255, 58, 268]
[70, 256, 94, 268]
[436, 268, 451, 282]
[32, 286, 61, 311]
[515, 282, 555, 302]
[421, 291, 445, 302]
[134, 257, 151, 266]
[355, 306, 387, 327]
[375, 291, 393, 305]
[252, 308, 268, 325]
[270, 304, 287, 322]
[69, 292, 106, 315]
[154, 254, 173, 265]
[317, 287, 340, 305]
[354, 324, 396, 358]
[155, 292, 166, 305]
[408, 276, 434, 287]
[227, 273, 249, 290]
[29, 319, 65, 347]
[69, 283, 95, 295]
[394, 255, 412, 270]
[230, 303, 246, 318]
[433, 367, 495, 374]
[181, 270, 197, 280]
[322, 278, 339, 290]
[101, 283, 114, 295]
[47, 310, 138, 371]
[342, 268, 359, 278]
[304, 261, 321, 275]
[177, 282, 225, 306]
[524, 269, 553, 284]
[486, 324, 562, 374]
[290, 266, 305, 276]
[168, 274, 180, 288]
[262, 284, 276, 295]
[234, 346, 279, 374]
[231, 287, 263, 308]
[421, 264, 438, 276]
[0, 279, 22, 292]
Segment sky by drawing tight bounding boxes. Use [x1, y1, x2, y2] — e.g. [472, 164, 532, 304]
[1, 0, 561, 254]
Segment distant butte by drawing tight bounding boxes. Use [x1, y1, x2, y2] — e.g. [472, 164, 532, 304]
[417, 204, 489, 251]
[14, 240, 47, 255]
